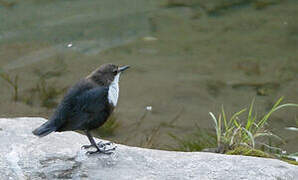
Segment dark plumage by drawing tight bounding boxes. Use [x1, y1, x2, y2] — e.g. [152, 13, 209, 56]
[32, 63, 129, 154]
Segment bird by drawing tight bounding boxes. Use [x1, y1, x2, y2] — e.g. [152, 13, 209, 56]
[32, 63, 130, 154]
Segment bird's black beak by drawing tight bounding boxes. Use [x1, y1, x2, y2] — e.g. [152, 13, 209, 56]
[118, 65, 130, 72]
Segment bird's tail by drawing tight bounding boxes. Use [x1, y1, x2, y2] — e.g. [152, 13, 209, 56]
[32, 120, 56, 137]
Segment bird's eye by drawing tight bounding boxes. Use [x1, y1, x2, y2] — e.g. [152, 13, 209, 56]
[113, 69, 118, 75]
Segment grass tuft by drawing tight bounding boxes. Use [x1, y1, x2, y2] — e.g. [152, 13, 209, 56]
[209, 97, 298, 152]
[170, 97, 298, 165]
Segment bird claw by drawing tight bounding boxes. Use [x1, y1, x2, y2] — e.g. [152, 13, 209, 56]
[86, 146, 116, 155]
[81, 141, 113, 149]
[82, 141, 116, 155]
[97, 141, 113, 148]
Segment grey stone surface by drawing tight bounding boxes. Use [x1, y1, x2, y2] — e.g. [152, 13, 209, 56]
[0, 117, 297, 180]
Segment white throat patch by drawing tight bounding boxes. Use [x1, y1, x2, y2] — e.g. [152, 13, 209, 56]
[108, 73, 120, 106]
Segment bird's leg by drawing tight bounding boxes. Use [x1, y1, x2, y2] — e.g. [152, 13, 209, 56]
[82, 131, 116, 154]
[81, 131, 95, 149]
[81, 131, 113, 149]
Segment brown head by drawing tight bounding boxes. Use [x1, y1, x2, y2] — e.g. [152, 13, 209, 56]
[87, 64, 130, 86]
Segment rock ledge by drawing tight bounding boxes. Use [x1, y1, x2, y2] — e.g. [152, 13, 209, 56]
[0, 117, 297, 180]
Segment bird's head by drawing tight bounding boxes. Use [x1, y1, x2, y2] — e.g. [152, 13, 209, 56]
[87, 64, 130, 86]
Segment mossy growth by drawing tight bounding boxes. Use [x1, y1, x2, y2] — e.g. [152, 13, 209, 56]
[226, 146, 298, 166]
[226, 146, 273, 158]
[281, 159, 298, 166]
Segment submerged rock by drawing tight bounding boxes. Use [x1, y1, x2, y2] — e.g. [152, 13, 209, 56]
[0, 117, 297, 179]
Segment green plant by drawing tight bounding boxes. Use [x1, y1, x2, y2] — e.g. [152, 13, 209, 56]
[226, 146, 273, 158]
[226, 145, 298, 166]
[0, 71, 19, 101]
[209, 97, 298, 152]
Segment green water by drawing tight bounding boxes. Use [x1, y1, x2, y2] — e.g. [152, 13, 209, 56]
[0, 0, 298, 153]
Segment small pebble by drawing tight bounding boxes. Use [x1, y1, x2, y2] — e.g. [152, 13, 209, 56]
[143, 36, 158, 41]
[285, 127, 298, 131]
[146, 106, 152, 111]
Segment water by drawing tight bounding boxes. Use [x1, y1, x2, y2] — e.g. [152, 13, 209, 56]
[0, 0, 298, 153]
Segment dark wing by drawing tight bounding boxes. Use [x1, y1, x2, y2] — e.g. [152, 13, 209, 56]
[56, 86, 111, 131]
[48, 80, 94, 128]
[33, 80, 95, 136]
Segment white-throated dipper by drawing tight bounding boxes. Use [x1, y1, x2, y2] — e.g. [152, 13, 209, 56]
[32, 64, 129, 154]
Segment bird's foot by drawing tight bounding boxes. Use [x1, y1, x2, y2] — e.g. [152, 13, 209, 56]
[81, 141, 113, 149]
[82, 141, 116, 155]
[86, 145, 116, 155]
[97, 141, 113, 148]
